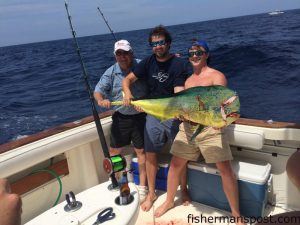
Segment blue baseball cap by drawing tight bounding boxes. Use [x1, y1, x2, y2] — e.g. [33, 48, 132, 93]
[190, 40, 209, 53]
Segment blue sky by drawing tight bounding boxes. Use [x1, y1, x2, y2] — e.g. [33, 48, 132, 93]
[0, 0, 299, 47]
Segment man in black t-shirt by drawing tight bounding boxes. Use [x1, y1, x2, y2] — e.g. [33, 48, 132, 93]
[123, 25, 189, 212]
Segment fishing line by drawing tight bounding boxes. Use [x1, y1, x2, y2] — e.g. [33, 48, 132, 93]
[97, 5, 118, 41]
[64, 1, 118, 189]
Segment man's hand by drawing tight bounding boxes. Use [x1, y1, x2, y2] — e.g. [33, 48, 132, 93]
[0, 178, 22, 225]
[97, 99, 111, 108]
[134, 106, 144, 112]
[174, 115, 186, 121]
[122, 93, 133, 106]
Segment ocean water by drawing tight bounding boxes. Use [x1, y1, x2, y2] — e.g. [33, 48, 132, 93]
[1, 9, 300, 144]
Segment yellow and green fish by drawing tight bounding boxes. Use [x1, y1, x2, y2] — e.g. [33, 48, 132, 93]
[112, 85, 240, 128]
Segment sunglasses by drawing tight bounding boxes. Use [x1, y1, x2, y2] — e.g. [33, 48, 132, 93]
[150, 40, 167, 47]
[188, 50, 206, 58]
[115, 51, 130, 56]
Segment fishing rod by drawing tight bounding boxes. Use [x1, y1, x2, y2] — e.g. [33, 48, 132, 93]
[64, 1, 119, 189]
[97, 5, 118, 41]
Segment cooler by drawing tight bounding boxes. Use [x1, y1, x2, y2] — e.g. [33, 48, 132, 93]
[187, 157, 272, 218]
[131, 156, 169, 191]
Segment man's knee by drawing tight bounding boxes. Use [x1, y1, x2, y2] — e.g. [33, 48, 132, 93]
[146, 152, 156, 160]
[216, 161, 235, 178]
[109, 148, 122, 156]
[170, 156, 187, 171]
[135, 148, 146, 164]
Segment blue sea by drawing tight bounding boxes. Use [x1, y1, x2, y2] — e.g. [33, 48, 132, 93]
[1, 9, 300, 145]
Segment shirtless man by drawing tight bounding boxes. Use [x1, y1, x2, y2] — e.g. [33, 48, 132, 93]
[155, 40, 246, 225]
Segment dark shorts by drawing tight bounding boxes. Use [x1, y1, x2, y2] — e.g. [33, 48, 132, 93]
[144, 115, 180, 152]
[110, 111, 146, 149]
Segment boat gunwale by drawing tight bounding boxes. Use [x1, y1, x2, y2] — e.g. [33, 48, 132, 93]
[0, 110, 114, 154]
[0, 111, 299, 154]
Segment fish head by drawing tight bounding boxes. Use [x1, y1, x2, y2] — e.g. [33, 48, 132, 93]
[221, 95, 240, 125]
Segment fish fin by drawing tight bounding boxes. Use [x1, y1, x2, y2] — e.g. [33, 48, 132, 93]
[190, 124, 205, 141]
[220, 95, 238, 121]
[223, 95, 237, 106]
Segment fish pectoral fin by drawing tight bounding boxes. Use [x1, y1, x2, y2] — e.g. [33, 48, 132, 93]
[222, 95, 237, 106]
[220, 105, 226, 121]
[220, 95, 238, 121]
[190, 124, 205, 141]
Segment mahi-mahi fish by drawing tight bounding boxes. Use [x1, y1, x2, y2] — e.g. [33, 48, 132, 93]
[112, 85, 240, 133]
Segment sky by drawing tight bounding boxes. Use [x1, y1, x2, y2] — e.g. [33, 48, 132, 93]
[0, 0, 299, 47]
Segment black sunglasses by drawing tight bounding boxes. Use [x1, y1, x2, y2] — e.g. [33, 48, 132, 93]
[150, 40, 167, 47]
[188, 50, 206, 58]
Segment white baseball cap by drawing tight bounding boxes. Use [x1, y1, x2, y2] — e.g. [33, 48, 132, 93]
[114, 40, 132, 54]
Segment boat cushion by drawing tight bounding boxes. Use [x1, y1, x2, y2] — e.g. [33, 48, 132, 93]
[225, 126, 264, 150]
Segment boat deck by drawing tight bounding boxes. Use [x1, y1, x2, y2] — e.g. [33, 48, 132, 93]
[134, 188, 287, 225]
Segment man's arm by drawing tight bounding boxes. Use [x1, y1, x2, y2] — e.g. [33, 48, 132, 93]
[94, 92, 111, 108]
[213, 71, 227, 87]
[93, 66, 114, 108]
[0, 178, 22, 225]
[174, 86, 185, 93]
[212, 71, 228, 129]
[122, 72, 138, 106]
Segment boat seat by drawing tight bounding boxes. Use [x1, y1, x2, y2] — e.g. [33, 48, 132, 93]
[225, 126, 264, 150]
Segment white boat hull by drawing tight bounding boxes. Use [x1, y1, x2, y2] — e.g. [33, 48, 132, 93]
[1, 113, 300, 224]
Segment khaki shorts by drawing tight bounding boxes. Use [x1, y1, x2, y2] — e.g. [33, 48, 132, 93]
[170, 122, 233, 163]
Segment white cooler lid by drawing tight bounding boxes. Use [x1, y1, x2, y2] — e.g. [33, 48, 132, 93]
[188, 157, 271, 185]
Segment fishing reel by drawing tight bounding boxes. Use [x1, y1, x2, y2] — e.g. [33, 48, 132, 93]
[103, 154, 128, 190]
[103, 154, 127, 190]
[103, 154, 127, 175]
